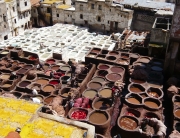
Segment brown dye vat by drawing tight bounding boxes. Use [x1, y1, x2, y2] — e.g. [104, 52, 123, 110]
[19, 81, 31, 87]
[89, 112, 107, 124]
[106, 56, 116, 61]
[88, 82, 102, 89]
[60, 66, 70, 71]
[91, 49, 100, 54]
[129, 84, 145, 93]
[98, 64, 109, 70]
[2, 84, 11, 87]
[0, 74, 10, 80]
[144, 101, 158, 108]
[17, 68, 27, 74]
[11, 92, 22, 98]
[148, 91, 159, 98]
[106, 73, 121, 82]
[131, 79, 146, 84]
[36, 79, 49, 85]
[119, 116, 138, 130]
[94, 100, 111, 110]
[109, 51, 119, 55]
[43, 85, 55, 92]
[92, 77, 105, 82]
[83, 90, 97, 99]
[44, 96, 56, 104]
[110, 66, 124, 73]
[97, 70, 108, 77]
[117, 59, 129, 65]
[99, 88, 112, 98]
[51, 65, 60, 71]
[23, 65, 33, 69]
[61, 93, 68, 97]
[127, 97, 140, 104]
[174, 109, 180, 118]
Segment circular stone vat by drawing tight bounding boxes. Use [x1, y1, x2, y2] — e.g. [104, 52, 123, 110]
[130, 78, 146, 84]
[11, 92, 22, 98]
[128, 83, 145, 93]
[98, 64, 110, 70]
[101, 50, 108, 54]
[97, 70, 108, 77]
[30, 83, 41, 92]
[19, 81, 31, 87]
[121, 53, 129, 59]
[88, 81, 102, 90]
[174, 109, 180, 119]
[44, 95, 56, 104]
[21, 95, 31, 101]
[60, 65, 70, 72]
[143, 97, 162, 110]
[109, 51, 119, 55]
[92, 98, 112, 110]
[106, 73, 122, 82]
[97, 55, 106, 59]
[46, 59, 56, 64]
[144, 112, 160, 120]
[0, 74, 10, 80]
[130, 53, 139, 59]
[91, 48, 101, 54]
[89, 110, 109, 125]
[51, 65, 60, 71]
[61, 76, 71, 84]
[146, 87, 163, 99]
[110, 66, 124, 73]
[49, 80, 60, 85]
[138, 57, 150, 63]
[68, 108, 88, 121]
[23, 64, 33, 69]
[92, 77, 105, 82]
[83, 89, 97, 99]
[118, 116, 138, 131]
[125, 108, 141, 118]
[36, 78, 49, 85]
[42, 84, 55, 93]
[98, 88, 112, 98]
[42, 63, 50, 70]
[125, 93, 142, 106]
[105, 82, 114, 88]
[1, 50, 9, 55]
[88, 53, 97, 58]
[106, 56, 117, 61]
[175, 122, 180, 133]
[117, 58, 129, 65]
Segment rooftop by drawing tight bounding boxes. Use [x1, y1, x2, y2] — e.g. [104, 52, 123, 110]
[114, 0, 175, 12]
[41, 0, 62, 4]
[57, 4, 71, 10]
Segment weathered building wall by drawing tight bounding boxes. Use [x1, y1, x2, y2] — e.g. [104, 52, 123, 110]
[131, 12, 155, 31]
[150, 29, 168, 44]
[0, 1, 10, 41]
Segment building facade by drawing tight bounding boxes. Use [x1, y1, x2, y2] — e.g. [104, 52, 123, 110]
[0, 0, 10, 41]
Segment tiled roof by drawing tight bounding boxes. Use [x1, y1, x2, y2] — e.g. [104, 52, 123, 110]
[31, 0, 40, 6]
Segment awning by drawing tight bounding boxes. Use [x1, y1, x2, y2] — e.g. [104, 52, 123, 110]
[149, 43, 163, 48]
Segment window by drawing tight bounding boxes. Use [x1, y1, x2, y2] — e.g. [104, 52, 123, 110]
[91, 4, 94, 9]
[80, 5, 83, 11]
[110, 9, 111, 12]
[17, 3, 19, 7]
[57, 14, 59, 17]
[80, 14, 83, 19]
[14, 19, 16, 23]
[98, 5, 102, 10]
[47, 8, 51, 13]
[115, 22, 118, 30]
[13, 7, 15, 12]
[21, 25, 24, 28]
[4, 25, 6, 28]
[24, 1, 27, 6]
[97, 16, 101, 22]
[108, 21, 109, 24]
